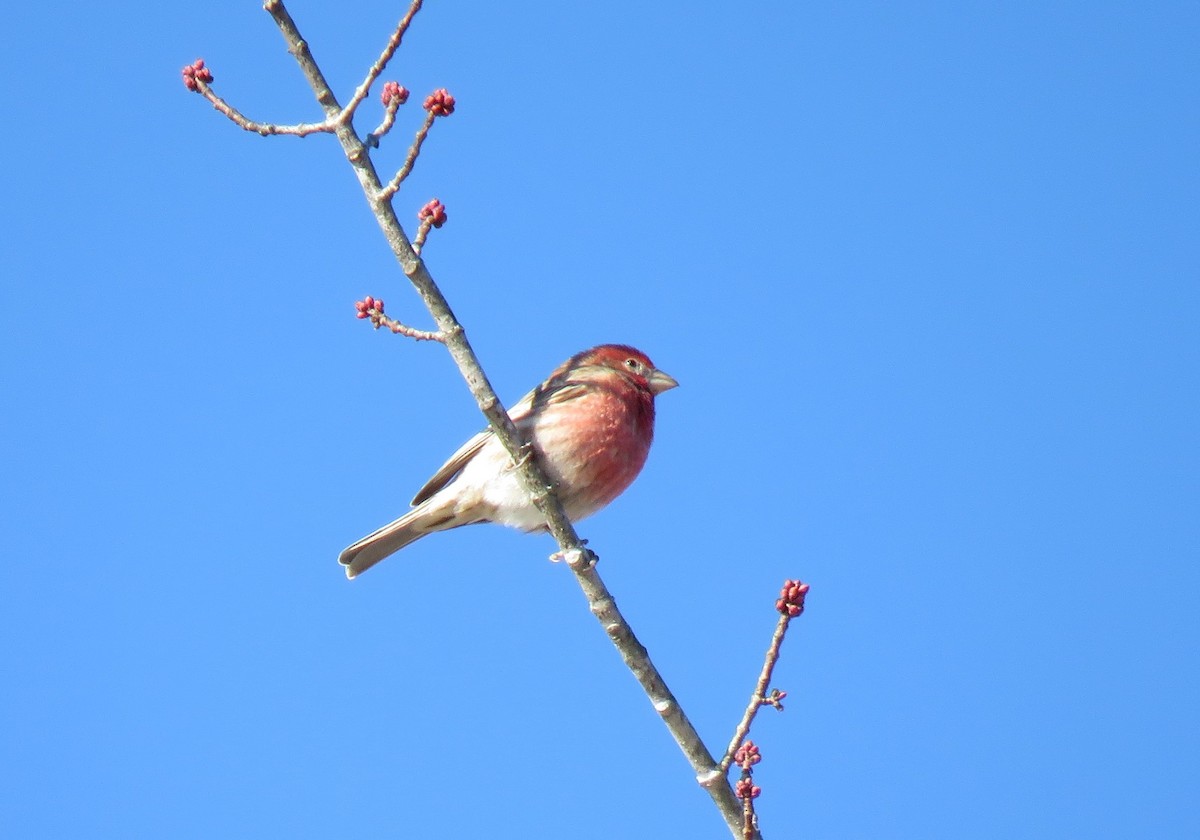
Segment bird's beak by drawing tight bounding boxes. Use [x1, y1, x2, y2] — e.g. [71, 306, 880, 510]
[648, 368, 679, 395]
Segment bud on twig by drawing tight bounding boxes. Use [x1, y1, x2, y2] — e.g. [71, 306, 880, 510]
[181, 58, 213, 91]
[423, 88, 456, 116]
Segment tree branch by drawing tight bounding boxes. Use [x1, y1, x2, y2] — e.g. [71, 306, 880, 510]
[189, 4, 773, 836]
[379, 109, 436, 200]
[722, 580, 809, 773]
[340, 0, 425, 125]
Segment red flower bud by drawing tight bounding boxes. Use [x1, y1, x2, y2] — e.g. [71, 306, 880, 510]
[181, 59, 212, 90]
[775, 578, 810, 616]
[734, 741, 762, 769]
[734, 778, 760, 800]
[418, 199, 448, 228]
[423, 88, 456, 117]
[381, 81, 410, 107]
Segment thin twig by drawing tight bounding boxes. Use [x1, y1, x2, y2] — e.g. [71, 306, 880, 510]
[378, 110, 436, 200]
[743, 793, 756, 840]
[721, 613, 792, 773]
[721, 581, 808, 775]
[194, 80, 332, 137]
[412, 217, 434, 254]
[340, 0, 425, 124]
[732, 746, 762, 837]
[366, 98, 402, 147]
[364, 309, 444, 342]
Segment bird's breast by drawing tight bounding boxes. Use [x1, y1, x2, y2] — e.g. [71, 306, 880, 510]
[530, 385, 655, 519]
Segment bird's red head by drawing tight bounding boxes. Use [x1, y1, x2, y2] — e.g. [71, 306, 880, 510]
[572, 345, 678, 395]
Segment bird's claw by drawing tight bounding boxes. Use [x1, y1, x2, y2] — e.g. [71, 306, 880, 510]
[512, 446, 534, 470]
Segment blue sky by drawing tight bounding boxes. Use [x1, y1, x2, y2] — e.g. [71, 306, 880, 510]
[2, 1, 1198, 837]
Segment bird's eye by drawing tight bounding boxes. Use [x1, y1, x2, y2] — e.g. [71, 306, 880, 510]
[625, 358, 640, 371]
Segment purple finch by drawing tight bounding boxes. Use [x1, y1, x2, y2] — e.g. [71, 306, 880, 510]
[339, 344, 677, 578]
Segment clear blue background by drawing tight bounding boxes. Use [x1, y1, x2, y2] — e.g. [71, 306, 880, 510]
[2, 2, 1197, 837]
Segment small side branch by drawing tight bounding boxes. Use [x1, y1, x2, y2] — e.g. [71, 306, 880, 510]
[413, 199, 447, 254]
[376, 87, 456, 202]
[340, 0, 425, 124]
[354, 296, 446, 342]
[366, 82, 410, 148]
[181, 59, 332, 137]
[733, 742, 763, 839]
[379, 110, 436, 199]
[720, 580, 810, 773]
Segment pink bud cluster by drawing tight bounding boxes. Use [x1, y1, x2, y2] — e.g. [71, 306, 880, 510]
[734, 778, 762, 800]
[423, 88, 456, 116]
[419, 199, 448, 228]
[776, 579, 810, 617]
[355, 296, 385, 319]
[181, 59, 213, 92]
[733, 740, 763, 800]
[381, 81, 410, 107]
[734, 741, 762, 770]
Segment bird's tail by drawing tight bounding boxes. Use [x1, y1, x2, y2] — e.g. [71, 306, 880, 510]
[338, 499, 467, 579]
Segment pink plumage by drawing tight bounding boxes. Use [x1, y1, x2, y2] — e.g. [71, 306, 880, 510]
[339, 344, 678, 578]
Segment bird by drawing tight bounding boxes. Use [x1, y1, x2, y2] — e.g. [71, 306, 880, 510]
[339, 344, 678, 578]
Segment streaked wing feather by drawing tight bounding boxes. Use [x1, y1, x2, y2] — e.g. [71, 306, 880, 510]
[410, 428, 493, 506]
[408, 380, 592, 506]
[541, 382, 592, 407]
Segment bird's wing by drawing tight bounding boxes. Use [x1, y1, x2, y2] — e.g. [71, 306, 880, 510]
[408, 379, 592, 506]
[409, 427, 493, 506]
